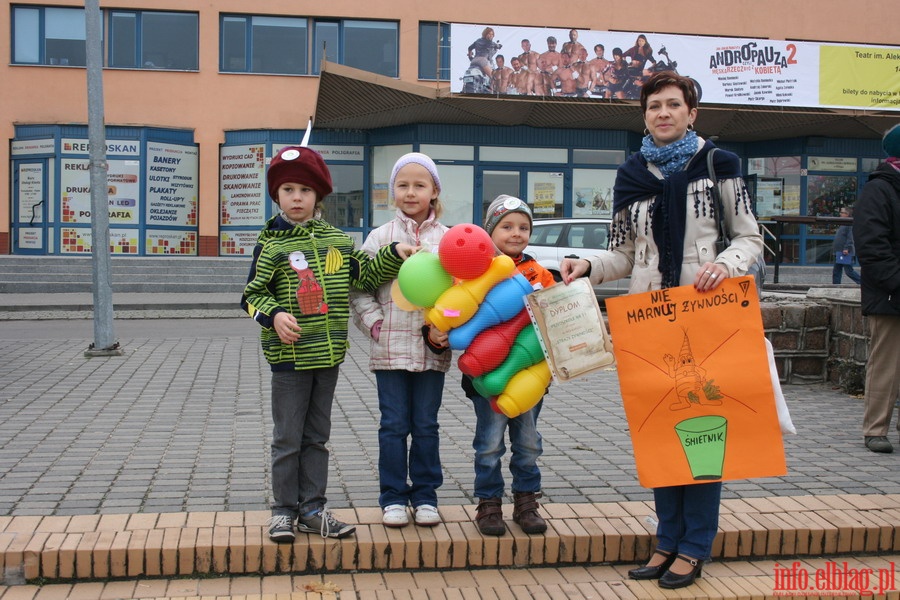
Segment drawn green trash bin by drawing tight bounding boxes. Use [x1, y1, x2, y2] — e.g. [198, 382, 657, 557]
[675, 415, 728, 480]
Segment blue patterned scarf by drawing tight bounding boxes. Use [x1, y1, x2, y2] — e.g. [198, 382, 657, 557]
[613, 138, 741, 288]
[640, 130, 699, 177]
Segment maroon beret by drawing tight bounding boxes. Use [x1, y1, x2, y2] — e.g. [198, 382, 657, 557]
[267, 146, 333, 201]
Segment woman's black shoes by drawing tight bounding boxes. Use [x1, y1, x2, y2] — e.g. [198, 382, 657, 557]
[658, 554, 704, 589]
[627, 550, 675, 580]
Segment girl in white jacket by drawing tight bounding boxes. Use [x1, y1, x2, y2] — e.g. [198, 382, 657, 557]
[350, 153, 450, 528]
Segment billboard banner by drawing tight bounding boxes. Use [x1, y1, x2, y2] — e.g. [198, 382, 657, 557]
[450, 24, 899, 111]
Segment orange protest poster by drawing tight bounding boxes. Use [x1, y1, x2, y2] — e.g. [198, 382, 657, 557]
[605, 276, 786, 488]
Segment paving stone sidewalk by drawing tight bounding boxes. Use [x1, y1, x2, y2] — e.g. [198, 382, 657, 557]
[1, 317, 897, 519]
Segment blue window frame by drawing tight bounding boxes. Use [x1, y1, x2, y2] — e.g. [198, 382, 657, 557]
[312, 19, 398, 77]
[340, 20, 398, 77]
[418, 22, 450, 80]
[109, 10, 198, 70]
[12, 5, 86, 66]
[220, 15, 308, 74]
[221, 15, 397, 77]
[11, 6, 197, 70]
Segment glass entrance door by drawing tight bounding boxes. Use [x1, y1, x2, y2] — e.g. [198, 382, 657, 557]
[481, 170, 520, 224]
[479, 168, 565, 225]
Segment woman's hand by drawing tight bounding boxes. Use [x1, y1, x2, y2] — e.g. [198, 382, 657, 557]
[694, 262, 726, 292]
[274, 311, 301, 344]
[560, 258, 590, 284]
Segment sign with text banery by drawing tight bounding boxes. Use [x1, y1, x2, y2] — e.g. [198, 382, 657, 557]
[450, 23, 900, 111]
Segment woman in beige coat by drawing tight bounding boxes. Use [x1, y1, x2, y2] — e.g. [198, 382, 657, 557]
[561, 72, 763, 590]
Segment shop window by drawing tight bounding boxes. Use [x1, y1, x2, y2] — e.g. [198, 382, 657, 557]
[747, 156, 802, 216]
[572, 149, 625, 165]
[807, 175, 858, 218]
[572, 168, 616, 218]
[323, 165, 364, 229]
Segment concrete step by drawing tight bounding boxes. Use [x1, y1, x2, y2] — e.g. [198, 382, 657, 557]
[0, 256, 252, 293]
[2, 495, 898, 585]
[0, 256, 835, 294]
[3, 554, 898, 599]
[0, 281, 246, 294]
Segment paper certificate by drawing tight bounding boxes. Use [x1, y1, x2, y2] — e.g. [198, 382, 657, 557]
[525, 278, 615, 382]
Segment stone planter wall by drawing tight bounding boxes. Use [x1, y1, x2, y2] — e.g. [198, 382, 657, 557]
[761, 288, 866, 389]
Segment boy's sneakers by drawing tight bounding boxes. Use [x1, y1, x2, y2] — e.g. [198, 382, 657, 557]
[266, 514, 295, 543]
[414, 504, 441, 526]
[297, 508, 356, 538]
[382, 504, 410, 527]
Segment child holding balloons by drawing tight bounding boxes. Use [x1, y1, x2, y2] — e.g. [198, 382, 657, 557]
[350, 153, 451, 528]
[463, 194, 555, 536]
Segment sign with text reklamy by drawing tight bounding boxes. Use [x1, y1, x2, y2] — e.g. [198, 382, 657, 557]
[605, 277, 786, 488]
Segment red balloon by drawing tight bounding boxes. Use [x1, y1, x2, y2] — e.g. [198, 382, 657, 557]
[438, 224, 495, 280]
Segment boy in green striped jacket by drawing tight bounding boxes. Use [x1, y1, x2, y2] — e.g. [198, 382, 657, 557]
[241, 146, 417, 542]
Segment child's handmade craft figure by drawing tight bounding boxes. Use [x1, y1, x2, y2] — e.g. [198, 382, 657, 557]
[289, 250, 327, 314]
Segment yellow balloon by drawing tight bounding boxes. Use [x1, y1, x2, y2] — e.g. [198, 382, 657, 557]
[391, 279, 422, 312]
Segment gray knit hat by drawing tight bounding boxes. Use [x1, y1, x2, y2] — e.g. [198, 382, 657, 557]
[484, 195, 533, 235]
[389, 153, 442, 199]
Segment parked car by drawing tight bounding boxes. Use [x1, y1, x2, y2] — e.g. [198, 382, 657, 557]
[525, 217, 630, 301]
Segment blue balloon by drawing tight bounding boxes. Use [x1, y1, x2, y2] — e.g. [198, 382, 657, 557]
[449, 273, 533, 350]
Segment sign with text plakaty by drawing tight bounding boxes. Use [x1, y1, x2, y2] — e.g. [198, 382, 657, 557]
[605, 277, 786, 488]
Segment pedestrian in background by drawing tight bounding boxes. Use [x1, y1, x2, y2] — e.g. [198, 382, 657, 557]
[832, 207, 861, 285]
[853, 124, 900, 454]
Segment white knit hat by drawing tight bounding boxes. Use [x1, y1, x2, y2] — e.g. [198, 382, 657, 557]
[389, 153, 442, 199]
[484, 195, 533, 235]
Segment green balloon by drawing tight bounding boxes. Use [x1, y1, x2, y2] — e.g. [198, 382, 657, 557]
[398, 252, 452, 308]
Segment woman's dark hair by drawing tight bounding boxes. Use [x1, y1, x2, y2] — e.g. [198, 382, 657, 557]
[640, 72, 699, 112]
[633, 34, 652, 56]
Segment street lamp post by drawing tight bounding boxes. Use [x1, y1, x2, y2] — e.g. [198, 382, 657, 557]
[84, 0, 123, 357]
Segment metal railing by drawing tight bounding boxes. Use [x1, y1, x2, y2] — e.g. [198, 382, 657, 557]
[761, 216, 852, 284]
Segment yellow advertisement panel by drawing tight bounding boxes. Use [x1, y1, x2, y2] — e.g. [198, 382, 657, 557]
[819, 45, 900, 109]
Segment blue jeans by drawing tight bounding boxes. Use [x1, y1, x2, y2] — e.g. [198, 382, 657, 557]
[471, 395, 543, 498]
[376, 370, 444, 508]
[653, 482, 722, 561]
[832, 262, 861, 284]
